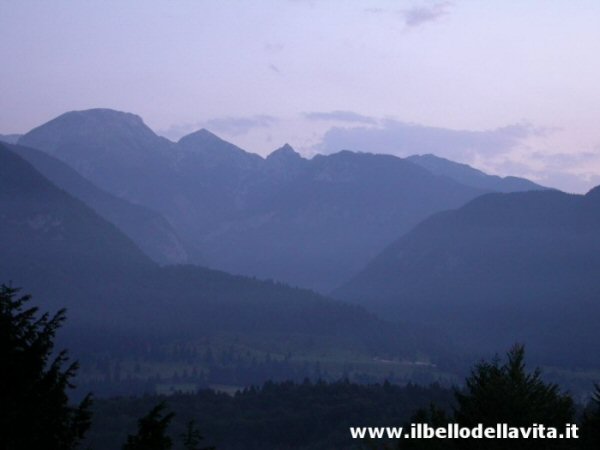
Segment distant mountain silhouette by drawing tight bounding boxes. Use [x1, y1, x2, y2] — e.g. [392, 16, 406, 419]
[0, 142, 153, 325]
[407, 154, 546, 192]
[19, 109, 542, 291]
[263, 143, 309, 180]
[18, 109, 175, 208]
[6, 143, 189, 265]
[0, 133, 21, 144]
[177, 128, 263, 169]
[336, 188, 600, 366]
[0, 143, 430, 360]
[18, 110, 262, 243]
[199, 150, 485, 291]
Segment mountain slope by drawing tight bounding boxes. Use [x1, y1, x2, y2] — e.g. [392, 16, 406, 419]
[17, 109, 177, 209]
[0, 133, 21, 144]
[336, 188, 600, 366]
[407, 154, 546, 192]
[6, 143, 189, 265]
[199, 150, 487, 291]
[17, 111, 261, 243]
[0, 143, 155, 323]
[0, 143, 431, 362]
[17, 109, 500, 291]
[177, 128, 262, 169]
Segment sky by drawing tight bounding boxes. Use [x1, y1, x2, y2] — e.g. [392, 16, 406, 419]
[2, 0, 600, 192]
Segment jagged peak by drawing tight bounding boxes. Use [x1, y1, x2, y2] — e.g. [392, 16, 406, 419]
[267, 143, 302, 160]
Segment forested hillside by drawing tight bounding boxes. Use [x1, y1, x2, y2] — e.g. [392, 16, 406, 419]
[337, 188, 600, 367]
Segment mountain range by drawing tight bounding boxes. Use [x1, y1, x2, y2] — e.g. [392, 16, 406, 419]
[4, 107, 599, 383]
[15, 108, 545, 291]
[0, 142, 432, 362]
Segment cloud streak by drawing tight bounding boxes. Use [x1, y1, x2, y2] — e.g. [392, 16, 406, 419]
[521, 150, 600, 193]
[494, 155, 600, 194]
[315, 119, 537, 159]
[304, 110, 377, 124]
[200, 115, 278, 136]
[401, 2, 453, 28]
[160, 115, 278, 140]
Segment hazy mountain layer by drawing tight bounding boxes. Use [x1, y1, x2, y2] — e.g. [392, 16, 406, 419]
[336, 189, 600, 366]
[7, 143, 189, 265]
[0, 143, 431, 362]
[199, 150, 486, 291]
[407, 153, 546, 193]
[0, 133, 21, 144]
[18, 109, 510, 291]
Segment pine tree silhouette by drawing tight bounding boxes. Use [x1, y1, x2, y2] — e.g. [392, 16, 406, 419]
[399, 345, 577, 450]
[123, 402, 175, 450]
[181, 420, 215, 450]
[455, 345, 574, 428]
[454, 344, 574, 450]
[581, 383, 600, 449]
[0, 284, 92, 450]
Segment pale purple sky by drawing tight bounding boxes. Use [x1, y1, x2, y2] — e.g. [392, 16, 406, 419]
[2, 0, 600, 192]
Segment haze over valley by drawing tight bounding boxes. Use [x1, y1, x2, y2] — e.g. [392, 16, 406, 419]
[2, 108, 596, 386]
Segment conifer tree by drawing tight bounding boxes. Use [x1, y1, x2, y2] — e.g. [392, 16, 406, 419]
[581, 383, 600, 449]
[123, 402, 174, 450]
[399, 345, 576, 450]
[455, 345, 573, 428]
[0, 284, 92, 450]
[454, 344, 574, 450]
[181, 420, 215, 450]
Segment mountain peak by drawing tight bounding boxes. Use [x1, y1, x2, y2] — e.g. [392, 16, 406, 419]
[39, 108, 148, 131]
[177, 128, 223, 146]
[267, 143, 302, 161]
[18, 108, 161, 156]
[177, 129, 262, 168]
[177, 128, 249, 152]
[73, 107, 143, 121]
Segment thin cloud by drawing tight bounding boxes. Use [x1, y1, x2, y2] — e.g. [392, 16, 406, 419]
[530, 151, 600, 168]
[401, 2, 453, 28]
[202, 115, 278, 136]
[523, 150, 600, 193]
[314, 119, 536, 159]
[312, 118, 600, 193]
[498, 160, 600, 194]
[474, 147, 600, 194]
[160, 115, 278, 140]
[304, 110, 378, 125]
[159, 123, 200, 141]
[537, 171, 600, 194]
